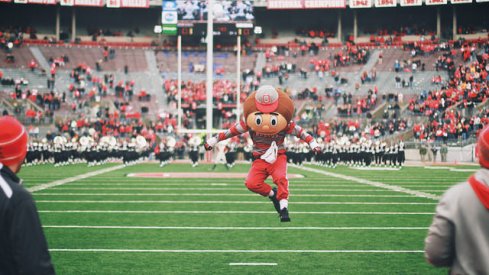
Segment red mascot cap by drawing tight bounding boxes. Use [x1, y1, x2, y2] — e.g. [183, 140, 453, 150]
[254, 85, 279, 113]
[0, 116, 28, 167]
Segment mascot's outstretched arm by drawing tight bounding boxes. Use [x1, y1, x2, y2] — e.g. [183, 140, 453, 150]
[285, 121, 320, 153]
[204, 121, 248, 151]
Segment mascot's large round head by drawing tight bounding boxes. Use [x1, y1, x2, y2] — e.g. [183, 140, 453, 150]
[243, 85, 294, 135]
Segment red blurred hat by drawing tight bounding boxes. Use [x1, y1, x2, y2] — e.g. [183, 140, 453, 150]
[478, 125, 489, 169]
[0, 116, 28, 166]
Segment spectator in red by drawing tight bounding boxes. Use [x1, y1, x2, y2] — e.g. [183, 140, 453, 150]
[29, 59, 37, 72]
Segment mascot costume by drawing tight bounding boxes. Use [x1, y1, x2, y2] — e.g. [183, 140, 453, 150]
[205, 85, 319, 222]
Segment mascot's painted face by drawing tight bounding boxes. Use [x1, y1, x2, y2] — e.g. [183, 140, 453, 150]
[243, 85, 294, 135]
[246, 112, 288, 134]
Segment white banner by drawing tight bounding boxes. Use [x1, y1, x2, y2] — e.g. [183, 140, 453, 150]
[304, 0, 347, 8]
[162, 10, 178, 24]
[74, 0, 103, 6]
[106, 0, 120, 7]
[451, 0, 471, 3]
[121, 0, 148, 8]
[28, 0, 56, 4]
[267, 0, 303, 9]
[400, 0, 421, 6]
[375, 0, 396, 7]
[349, 0, 372, 8]
[476, 0, 489, 2]
[425, 0, 447, 5]
[14, 0, 27, 4]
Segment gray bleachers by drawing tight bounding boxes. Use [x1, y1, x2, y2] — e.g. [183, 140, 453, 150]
[37, 45, 148, 72]
[0, 46, 36, 69]
[156, 50, 257, 75]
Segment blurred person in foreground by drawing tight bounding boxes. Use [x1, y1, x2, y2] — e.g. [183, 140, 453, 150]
[424, 125, 489, 274]
[0, 116, 55, 274]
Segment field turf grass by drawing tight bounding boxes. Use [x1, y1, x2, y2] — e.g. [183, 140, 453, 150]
[19, 162, 478, 274]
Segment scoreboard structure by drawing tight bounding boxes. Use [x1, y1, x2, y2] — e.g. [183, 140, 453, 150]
[177, 22, 253, 37]
[160, 0, 255, 37]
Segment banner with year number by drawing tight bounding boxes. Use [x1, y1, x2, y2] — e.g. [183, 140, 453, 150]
[350, 0, 372, 8]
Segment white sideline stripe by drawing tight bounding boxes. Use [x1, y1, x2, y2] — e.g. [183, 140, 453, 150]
[230, 263, 277, 266]
[70, 177, 462, 180]
[69, 178, 462, 184]
[360, 179, 464, 182]
[350, 167, 400, 171]
[35, 200, 436, 205]
[49, 249, 424, 253]
[421, 167, 478, 172]
[43, 225, 428, 230]
[295, 166, 440, 200]
[40, 187, 414, 192]
[28, 165, 126, 193]
[59, 183, 377, 188]
[56, 183, 454, 188]
[34, 193, 414, 198]
[450, 168, 478, 172]
[362, 180, 462, 184]
[38, 210, 435, 215]
[392, 184, 453, 187]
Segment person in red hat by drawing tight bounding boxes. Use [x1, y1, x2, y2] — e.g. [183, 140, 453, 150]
[0, 116, 55, 274]
[425, 125, 489, 274]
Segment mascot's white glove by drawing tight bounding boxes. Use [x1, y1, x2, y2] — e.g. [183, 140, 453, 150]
[309, 140, 321, 154]
[204, 137, 218, 151]
[261, 141, 278, 164]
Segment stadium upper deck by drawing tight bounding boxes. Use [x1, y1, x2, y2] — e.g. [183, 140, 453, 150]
[0, 0, 487, 47]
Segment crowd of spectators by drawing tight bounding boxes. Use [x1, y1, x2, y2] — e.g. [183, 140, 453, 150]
[363, 26, 436, 37]
[457, 26, 488, 35]
[295, 28, 336, 40]
[313, 115, 409, 142]
[409, 41, 489, 142]
[87, 28, 140, 40]
[332, 88, 379, 117]
[163, 79, 251, 107]
[162, 79, 254, 129]
[259, 42, 370, 88]
[2, 35, 489, 147]
[1, 27, 26, 64]
[0, 27, 24, 52]
[0, 53, 149, 125]
[412, 107, 489, 142]
[53, 116, 159, 146]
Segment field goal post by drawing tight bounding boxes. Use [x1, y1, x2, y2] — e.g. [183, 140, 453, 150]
[176, 0, 243, 158]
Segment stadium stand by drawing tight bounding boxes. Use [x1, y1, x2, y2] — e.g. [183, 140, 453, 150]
[0, 1, 487, 152]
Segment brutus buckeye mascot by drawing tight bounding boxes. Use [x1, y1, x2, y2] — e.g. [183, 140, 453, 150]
[205, 86, 319, 222]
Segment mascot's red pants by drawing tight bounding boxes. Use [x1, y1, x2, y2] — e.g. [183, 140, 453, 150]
[245, 154, 289, 200]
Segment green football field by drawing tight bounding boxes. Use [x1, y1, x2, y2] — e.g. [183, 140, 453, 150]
[19, 162, 479, 274]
